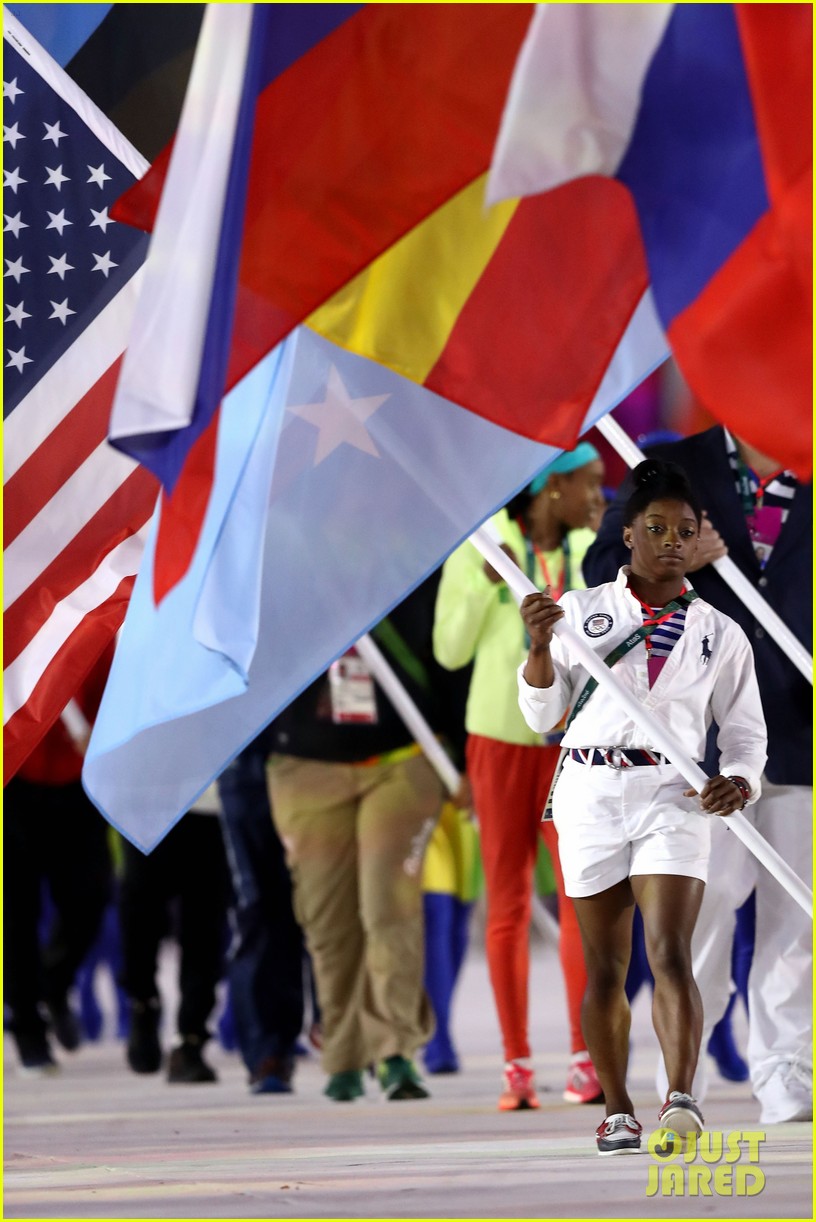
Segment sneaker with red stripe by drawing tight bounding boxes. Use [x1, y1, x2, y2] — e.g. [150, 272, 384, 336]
[658, 1091, 704, 1135]
[595, 1112, 642, 1156]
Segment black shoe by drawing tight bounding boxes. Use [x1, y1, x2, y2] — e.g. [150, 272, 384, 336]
[46, 999, 81, 1052]
[167, 1037, 217, 1084]
[15, 1032, 60, 1076]
[126, 999, 162, 1074]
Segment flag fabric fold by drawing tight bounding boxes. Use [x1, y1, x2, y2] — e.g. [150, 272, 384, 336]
[83, 313, 668, 851]
[107, 3, 259, 490]
[107, 3, 535, 489]
[2, 9, 158, 782]
[489, 2, 812, 478]
[111, 2, 651, 614]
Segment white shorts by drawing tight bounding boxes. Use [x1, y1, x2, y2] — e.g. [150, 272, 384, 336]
[551, 756, 712, 898]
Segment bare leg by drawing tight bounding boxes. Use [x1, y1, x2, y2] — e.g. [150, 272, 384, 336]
[572, 880, 636, 1116]
[631, 874, 705, 1095]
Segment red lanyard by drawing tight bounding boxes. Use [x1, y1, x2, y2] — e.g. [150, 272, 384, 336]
[529, 540, 565, 602]
[628, 585, 687, 654]
[517, 517, 570, 601]
[756, 470, 783, 509]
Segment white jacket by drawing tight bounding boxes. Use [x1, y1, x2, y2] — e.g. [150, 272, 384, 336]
[517, 568, 767, 801]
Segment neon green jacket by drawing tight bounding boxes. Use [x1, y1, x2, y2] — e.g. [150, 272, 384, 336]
[433, 510, 595, 745]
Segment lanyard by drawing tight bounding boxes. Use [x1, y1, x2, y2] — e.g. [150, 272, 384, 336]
[524, 532, 571, 603]
[565, 589, 698, 728]
[627, 585, 689, 656]
[518, 522, 572, 650]
[734, 453, 783, 515]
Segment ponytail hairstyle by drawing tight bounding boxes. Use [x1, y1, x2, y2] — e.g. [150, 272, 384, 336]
[623, 459, 703, 528]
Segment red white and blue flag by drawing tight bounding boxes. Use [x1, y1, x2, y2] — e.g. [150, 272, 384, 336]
[2, 9, 158, 783]
[489, 2, 812, 479]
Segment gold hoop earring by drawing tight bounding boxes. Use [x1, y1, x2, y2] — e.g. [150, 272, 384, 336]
[549, 490, 561, 500]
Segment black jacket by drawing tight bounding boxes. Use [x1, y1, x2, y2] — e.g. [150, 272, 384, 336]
[583, 426, 812, 785]
[268, 572, 470, 766]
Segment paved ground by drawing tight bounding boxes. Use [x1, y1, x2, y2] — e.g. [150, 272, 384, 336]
[4, 937, 812, 1220]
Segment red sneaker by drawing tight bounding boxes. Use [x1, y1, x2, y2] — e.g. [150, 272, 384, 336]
[563, 1054, 604, 1104]
[498, 1061, 540, 1111]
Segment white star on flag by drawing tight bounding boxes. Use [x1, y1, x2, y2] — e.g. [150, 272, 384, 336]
[2, 6, 154, 796]
[49, 298, 76, 325]
[4, 212, 28, 238]
[5, 301, 31, 328]
[46, 209, 72, 236]
[4, 256, 29, 283]
[3, 167, 26, 194]
[89, 206, 113, 232]
[4, 122, 25, 149]
[44, 165, 70, 190]
[47, 253, 74, 279]
[6, 346, 33, 372]
[91, 251, 118, 278]
[43, 120, 67, 146]
[3, 77, 23, 103]
[87, 163, 112, 188]
[287, 364, 390, 465]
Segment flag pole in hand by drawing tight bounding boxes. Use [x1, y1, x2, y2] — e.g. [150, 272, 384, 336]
[470, 526, 813, 918]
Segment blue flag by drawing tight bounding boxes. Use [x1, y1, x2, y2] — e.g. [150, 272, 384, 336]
[83, 313, 666, 851]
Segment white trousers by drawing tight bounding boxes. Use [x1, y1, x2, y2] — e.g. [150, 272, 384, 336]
[657, 780, 812, 1115]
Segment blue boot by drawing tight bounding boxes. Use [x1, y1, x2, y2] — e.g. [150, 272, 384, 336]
[707, 993, 749, 1082]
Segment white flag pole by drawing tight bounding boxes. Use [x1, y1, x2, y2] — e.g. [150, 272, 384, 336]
[469, 526, 812, 917]
[355, 633, 460, 796]
[355, 631, 560, 944]
[597, 414, 813, 684]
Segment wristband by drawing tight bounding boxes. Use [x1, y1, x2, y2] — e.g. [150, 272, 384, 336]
[726, 776, 750, 810]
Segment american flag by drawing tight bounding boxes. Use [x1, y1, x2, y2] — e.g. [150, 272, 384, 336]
[3, 12, 159, 782]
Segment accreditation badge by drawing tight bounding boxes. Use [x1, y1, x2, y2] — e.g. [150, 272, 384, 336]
[328, 649, 379, 724]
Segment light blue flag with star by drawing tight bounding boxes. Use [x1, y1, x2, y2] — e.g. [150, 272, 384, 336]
[84, 316, 665, 851]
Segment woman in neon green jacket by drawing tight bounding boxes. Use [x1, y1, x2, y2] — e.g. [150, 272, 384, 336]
[433, 442, 605, 1111]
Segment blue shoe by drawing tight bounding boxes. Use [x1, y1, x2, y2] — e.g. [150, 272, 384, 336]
[707, 1017, 749, 1082]
[422, 1035, 460, 1075]
[250, 1055, 294, 1094]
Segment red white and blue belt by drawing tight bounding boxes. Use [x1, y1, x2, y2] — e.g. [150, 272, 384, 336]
[568, 747, 668, 769]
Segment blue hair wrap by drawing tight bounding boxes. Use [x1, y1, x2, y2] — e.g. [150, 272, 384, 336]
[528, 441, 601, 496]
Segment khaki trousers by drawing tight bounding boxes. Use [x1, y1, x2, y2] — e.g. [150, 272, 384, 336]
[268, 752, 442, 1073]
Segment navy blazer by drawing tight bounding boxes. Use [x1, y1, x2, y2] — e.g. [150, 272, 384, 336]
[583, 426, 812, 785]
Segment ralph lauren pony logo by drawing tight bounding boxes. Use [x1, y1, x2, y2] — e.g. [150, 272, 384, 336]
[701, 634, 713, 665]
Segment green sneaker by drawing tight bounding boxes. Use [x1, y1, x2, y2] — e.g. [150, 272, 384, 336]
[378, 1055, 430, 1100]
[324, 1069, 364, 1102]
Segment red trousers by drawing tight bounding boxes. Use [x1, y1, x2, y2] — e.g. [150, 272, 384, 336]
[466, 734, 588, 1062]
